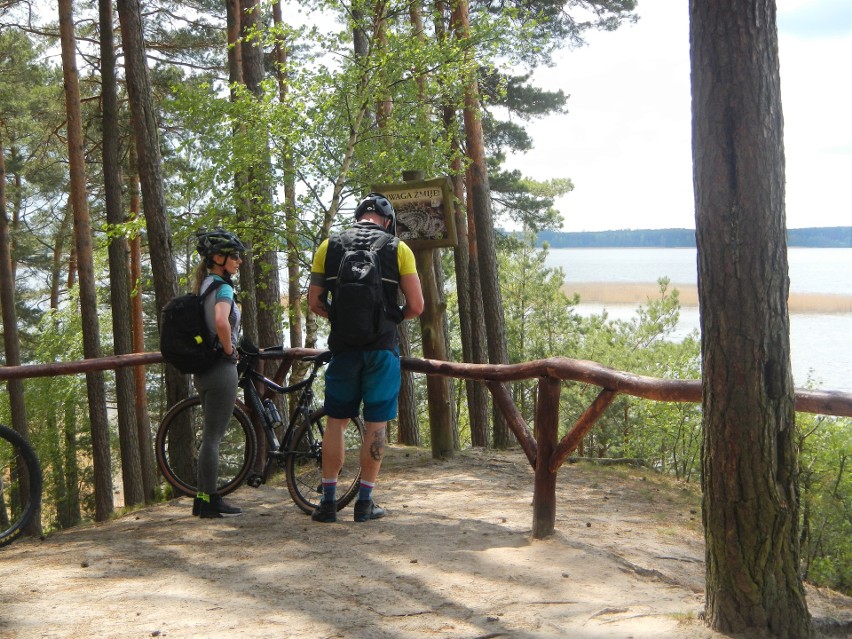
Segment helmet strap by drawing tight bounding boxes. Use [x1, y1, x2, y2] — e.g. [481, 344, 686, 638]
[209, 255, 228, 269]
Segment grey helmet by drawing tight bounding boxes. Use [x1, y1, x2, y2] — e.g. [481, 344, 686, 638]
[195, 228, 246, 259]
[354, 193, 396, 235]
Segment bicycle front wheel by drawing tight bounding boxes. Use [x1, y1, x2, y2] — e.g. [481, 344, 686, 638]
[0, 424, 42, 548]
[285, 409, 364, 514]
[156, 397, 257, 498]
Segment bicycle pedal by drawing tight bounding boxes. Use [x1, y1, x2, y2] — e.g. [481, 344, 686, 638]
[246, 474, 263, 488]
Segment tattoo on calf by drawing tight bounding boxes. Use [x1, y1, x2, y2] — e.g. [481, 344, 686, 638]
[370, 429, 386, 462]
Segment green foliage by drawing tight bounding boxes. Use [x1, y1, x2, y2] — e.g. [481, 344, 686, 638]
[499, 234, 581, 363]
[798, 414, 852, 594]
[498, 234, 581, 415]
[560, 277, 703, 476]
[473, 0, 638, 66]
[483, 73, 571, 231]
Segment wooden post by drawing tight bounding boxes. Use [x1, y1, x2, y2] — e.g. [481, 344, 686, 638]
[400, 170, 455, 458]
[531, 376, 561, 539]
[414, 248, 455, 458]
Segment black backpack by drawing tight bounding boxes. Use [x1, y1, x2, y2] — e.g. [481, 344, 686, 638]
[329, 233, 395, 348]
[159, 280, 228, 374]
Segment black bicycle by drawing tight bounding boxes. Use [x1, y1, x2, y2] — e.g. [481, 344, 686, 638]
[0, 424, 42, 548]
[156, 340, 364, 514]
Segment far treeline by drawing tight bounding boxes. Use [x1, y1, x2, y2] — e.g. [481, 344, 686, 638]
[535, 226, 852, 248]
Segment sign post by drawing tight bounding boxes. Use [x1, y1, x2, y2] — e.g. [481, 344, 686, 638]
[373, 177, 457, 458]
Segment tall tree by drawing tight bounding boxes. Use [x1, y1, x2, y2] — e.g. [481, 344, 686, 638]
[116, 0, 187, 418]
[0, 32, 63, 507]
[690, 1, 812, 636]
[271, 1, 303, 352]
[127, 146, 156, 500]
[239, 0, 282, 356]
[99, 0, 144, 507]
[434, 0, 490, 446]
[451, 0, 511, 448]
[58, 0, 114, 521]
[0, 128, 37, 535]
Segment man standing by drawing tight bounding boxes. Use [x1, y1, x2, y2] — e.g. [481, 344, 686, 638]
[308, 193, 424, 522]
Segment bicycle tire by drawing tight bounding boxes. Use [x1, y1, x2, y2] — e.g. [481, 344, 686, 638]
[155, 396, 257, 498]
[0, 424, 42, 548]
[284, 409, 364, 515]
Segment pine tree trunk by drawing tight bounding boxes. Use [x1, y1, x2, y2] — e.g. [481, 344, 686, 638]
[690, 1, 812, 636]
[436, 49, 490, 445]
[240, 0, 282, 360]
[396, 322, 420, 446]
[0, 132, 27, 436]
[59, 0, 114, 521]
[99, 0, 144, 508]
[434, 248, 458, 449]
[449, 175, 488, 446]
[117, 0, 190, 482]
[272, 1, 304, 352]
[1, 125, 38, 536]
[224, 0, 257, 345]
[62, 401, 82, 527]
[128, 147, 156, 501]
[450, 0, 510, 448]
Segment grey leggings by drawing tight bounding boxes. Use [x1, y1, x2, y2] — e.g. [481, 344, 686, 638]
[193, 360, 239, 494]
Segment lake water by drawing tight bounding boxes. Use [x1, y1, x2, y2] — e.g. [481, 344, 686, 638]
[543, 247, 852, 393]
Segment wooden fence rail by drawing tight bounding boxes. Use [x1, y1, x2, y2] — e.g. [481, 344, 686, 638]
[2, 350, 851, 538]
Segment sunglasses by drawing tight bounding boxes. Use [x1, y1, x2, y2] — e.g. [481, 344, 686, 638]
[226, 253, 244, 261]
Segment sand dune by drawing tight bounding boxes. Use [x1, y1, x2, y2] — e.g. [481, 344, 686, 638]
[562, 282, 852, 313]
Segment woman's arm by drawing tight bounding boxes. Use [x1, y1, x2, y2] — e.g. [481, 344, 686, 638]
[214, 300, 233, 354]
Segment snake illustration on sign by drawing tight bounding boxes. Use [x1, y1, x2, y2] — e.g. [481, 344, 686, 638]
[372, 177, 457, 249]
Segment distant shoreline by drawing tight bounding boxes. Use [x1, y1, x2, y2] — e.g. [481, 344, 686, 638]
[535, 227, 852, 249]
[562, 282, 852, 314]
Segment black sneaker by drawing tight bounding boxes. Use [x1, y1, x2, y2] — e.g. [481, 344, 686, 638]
[354, 499, 385, 522]
[311, 500, 337, 523]
[198, 493, 243, 519]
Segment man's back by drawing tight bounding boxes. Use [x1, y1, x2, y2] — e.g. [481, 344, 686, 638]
[310, 218, 420, 353]
[326, 224, 399, 351]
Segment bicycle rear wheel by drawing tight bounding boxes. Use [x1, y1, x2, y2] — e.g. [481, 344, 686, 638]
[0, 424, 42, 548]
[155, 397, 257, 498]
[285, 409, 364, 515]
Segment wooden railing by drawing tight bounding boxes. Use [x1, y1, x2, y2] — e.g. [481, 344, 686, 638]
[2, 350, 851, 538]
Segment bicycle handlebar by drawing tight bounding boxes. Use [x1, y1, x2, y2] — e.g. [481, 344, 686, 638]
[237, 338, 331, 365]
[236, 341, 332, 395]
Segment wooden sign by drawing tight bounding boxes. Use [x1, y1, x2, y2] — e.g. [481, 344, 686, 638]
[372, 177, 457, 249]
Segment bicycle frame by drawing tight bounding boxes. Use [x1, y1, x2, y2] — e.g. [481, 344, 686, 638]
[237, 346, 329, 486]
[155, 344, 362, 512]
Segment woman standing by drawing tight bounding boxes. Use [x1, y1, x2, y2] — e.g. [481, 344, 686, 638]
[191, 228, 245, 518]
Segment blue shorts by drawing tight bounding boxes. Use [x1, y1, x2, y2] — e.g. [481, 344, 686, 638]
[324, 350, 401, 422]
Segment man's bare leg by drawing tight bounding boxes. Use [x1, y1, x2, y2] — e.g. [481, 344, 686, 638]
[355, 421, 388, 521]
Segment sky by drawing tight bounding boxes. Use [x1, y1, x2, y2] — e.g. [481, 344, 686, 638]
[504, 0, 852, 232]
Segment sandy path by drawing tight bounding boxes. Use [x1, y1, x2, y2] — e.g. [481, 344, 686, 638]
[1, 448, 849, 639]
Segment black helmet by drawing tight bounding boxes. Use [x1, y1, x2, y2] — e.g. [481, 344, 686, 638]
[354, 193, 396, 235]
[354, 193, 395, 221]
[195, 228, 246, 258]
